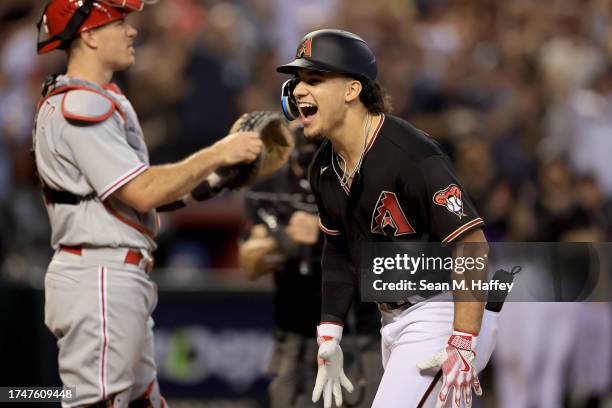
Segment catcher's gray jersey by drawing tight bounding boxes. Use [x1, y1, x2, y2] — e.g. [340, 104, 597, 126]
[33, 75, 157, 251]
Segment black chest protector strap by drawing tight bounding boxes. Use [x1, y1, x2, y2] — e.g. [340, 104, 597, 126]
[33, 75, 102, 206]
[43, 185, 96, 205]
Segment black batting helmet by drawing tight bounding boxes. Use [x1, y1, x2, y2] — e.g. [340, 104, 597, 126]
[277, 29, 377, 80]
[277, 29, 377, 120]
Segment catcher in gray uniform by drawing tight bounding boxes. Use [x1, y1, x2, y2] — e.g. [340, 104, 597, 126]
[33, 1, 266, 407]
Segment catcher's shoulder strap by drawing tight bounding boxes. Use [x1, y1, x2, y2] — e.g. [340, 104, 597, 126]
[37, 76, 122, 125]
[61, 88, 117, 124]
[33, 77, 119, 205]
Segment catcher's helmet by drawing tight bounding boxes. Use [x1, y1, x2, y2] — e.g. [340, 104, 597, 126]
[37, 0, 151, 54]
[276, 29, 377, 81]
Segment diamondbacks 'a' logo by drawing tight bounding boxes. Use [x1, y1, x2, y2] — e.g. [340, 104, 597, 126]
[433, 184, 466, 219]
[371, 191, 416, 236]
[296, 38, 312, 58]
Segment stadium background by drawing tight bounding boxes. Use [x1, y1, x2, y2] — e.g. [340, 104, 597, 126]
[0, 0, 610, 406]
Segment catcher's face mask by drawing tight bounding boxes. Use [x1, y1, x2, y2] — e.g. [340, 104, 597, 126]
[281, 78, 300, 121]
[37, 0, 158, 54]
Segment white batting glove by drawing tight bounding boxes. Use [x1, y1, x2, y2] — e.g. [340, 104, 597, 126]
[417, 331, 482, 408]
[312, 323, 354, 407]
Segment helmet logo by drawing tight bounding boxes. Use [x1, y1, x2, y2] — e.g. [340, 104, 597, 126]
[296, 38, 312, 58]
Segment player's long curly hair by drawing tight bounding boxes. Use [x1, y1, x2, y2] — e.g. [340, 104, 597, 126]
[358, 78, 392, 114]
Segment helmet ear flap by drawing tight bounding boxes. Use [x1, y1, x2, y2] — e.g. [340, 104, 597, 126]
[280, 79, 300, 121]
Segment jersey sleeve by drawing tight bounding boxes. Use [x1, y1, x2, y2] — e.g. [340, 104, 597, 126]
[62, 114, 148, 200]
[314, 193, 342, 236]
[414, 155, 484, 245]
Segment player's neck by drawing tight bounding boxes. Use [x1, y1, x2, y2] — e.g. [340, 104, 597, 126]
[66, 54, 114, 87]
[330, 109, 379, 169]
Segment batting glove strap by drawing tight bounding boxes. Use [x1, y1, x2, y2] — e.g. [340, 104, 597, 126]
[316, 322, 343, 344]
[448, 330, 478, 351]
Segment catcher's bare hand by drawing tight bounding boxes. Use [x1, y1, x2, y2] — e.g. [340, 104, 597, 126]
[286, 211, 319, 245]
[214, 131, 262, 166]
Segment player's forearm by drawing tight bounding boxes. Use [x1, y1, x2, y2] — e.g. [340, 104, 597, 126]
[116, 145, 224, 212]
[453, 301, 484, 334]
[321, 239, 356, 324]
[451, 228, 488, 334]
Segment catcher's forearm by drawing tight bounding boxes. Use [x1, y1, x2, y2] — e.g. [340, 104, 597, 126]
[452, 228, 488, 334]
[116, 146, 224, 212]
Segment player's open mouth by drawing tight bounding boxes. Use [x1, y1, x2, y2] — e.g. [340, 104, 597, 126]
[298, 102, 318, 125]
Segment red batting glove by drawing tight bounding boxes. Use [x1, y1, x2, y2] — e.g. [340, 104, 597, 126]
[417, 331, 482, 408]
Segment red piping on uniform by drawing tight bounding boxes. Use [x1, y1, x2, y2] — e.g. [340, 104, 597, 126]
[138, 380, 155, 400]
[341, 183, 350, 196]
[104, 83, 123, 94]
[103, 201, 155, 239]
[364, 114, 385, 155]
[99, 267, 109, 400]
[100, 164, 147, 200]
[336, 114, 385, 196]
[442, 218, 484, 245]
[318, 219, 341, 236]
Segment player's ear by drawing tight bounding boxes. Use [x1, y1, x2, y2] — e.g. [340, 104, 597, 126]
[345, 79, 362, 103]
[79, 30, 99, 50]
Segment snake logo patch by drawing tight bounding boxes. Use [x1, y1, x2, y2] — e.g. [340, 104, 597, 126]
[371, 191, 416, 236]
[433, 184, 466, 219]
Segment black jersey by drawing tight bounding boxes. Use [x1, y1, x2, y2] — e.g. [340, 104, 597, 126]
[308, 114, 484, 322]
[244, 164, 381, 335]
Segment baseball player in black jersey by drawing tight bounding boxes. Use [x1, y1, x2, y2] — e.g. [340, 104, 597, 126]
[239, 129, 383, 408]
[277, 29, 499, 408]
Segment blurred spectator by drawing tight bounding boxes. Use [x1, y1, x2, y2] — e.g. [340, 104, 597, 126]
[561, 68, 612, 197]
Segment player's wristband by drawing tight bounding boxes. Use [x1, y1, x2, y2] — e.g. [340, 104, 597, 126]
[449, 330, 478, 350]
[316, 322, 343, 343]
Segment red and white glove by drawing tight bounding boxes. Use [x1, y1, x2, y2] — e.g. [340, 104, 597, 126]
[417, 331, 482, 408]
[312, 323, 354, 407]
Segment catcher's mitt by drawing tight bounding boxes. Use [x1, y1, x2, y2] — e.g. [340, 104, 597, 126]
[190, 111, 294, 201]
[227, 110, 294, 179]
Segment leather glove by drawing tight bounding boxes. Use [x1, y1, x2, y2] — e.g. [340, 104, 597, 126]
[312, 323, 354, 407]
[157, 112, 293, 210]
[417, 331, 482, 408]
